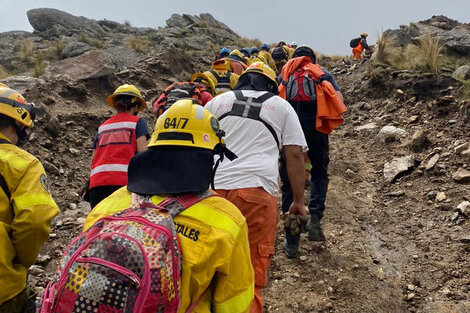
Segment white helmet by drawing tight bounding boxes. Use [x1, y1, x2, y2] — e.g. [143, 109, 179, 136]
[291, 41, 298, 47]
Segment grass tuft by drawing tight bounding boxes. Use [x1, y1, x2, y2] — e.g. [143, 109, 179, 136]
[126, 36, 149, 53]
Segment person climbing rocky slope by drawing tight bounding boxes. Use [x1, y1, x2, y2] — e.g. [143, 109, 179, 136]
[1, 9, 470, 313]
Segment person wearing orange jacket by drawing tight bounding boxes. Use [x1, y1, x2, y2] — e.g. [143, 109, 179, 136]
[352, 33, 370, 60]
[278, 46, 346, 258]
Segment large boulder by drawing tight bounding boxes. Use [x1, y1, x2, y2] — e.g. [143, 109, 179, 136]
[452, 65, 470, 81]
[46, 47, 140, 81]
[62, 41, 91, 59]
[27, 8, 105, 38]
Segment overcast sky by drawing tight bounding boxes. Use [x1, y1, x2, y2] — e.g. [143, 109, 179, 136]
[1, 0, 469, 55]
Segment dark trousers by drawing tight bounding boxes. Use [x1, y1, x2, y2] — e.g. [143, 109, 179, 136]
[0, 287, 36, 313]
[89, 185, 122, 208]
[280, 118, 329, 245]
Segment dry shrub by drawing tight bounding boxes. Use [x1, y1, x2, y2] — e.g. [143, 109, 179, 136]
[236, 37, 262, 49]
[0, 65, 9, 79]
[126, 36, 149, 53]
[14, 38, 35, 61]
[124, 20, 131, 27]
[31, 53, 45, 77]
[77, 32, 107, 49]
[404, 34, 442, 73]
[372, 30, 402, 65]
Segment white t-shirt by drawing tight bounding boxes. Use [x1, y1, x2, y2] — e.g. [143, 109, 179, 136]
[205, 90, 308, 196]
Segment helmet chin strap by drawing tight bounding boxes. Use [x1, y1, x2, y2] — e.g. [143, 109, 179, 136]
[11, 122, 27, 146]
[210, 141, 238, 190]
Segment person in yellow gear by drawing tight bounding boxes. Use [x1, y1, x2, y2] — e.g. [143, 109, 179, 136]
[259, 44, 277, 72]
[249, 46, 268, 66]
[226, 49, 249, 74]
[84, 99, 254, 313]
[0, 86, 59, 313]
[205, 59, 240, 95]
[271, 41, 293, 73]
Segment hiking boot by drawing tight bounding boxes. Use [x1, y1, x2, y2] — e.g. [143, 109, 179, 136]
[282, 239, 299, 259]
[308, 216, 326, 241]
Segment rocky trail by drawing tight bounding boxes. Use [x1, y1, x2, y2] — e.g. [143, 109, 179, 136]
[1, 9, 470, 313]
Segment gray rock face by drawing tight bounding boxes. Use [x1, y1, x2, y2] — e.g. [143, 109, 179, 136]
[385, 15, 470, 56]
[46, 47, 140, 80]
[452, 65, 470, 81]
[0, 76, 45, 93]
[383, 156, 417, 183]
[62, 41, 91, 58]
[27, 8, 105, 38]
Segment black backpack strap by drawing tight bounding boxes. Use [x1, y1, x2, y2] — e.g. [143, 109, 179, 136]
[0, 174, 10, 200]
[209, 70, 220, 81]
[219, 91, 280, 148]
[0, 139, 12, 200]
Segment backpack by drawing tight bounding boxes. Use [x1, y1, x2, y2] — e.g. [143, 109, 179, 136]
[209, 70, 232, 95]
[39, 191, 210, 313]
[271, 46, 287, 61]
[350, 37, 361, 48]
[156, 82, 202, 115]
[219, 91, 280, 147]
[285, 69, 318, 102]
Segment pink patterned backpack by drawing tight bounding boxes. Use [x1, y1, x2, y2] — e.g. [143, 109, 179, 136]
[39, 191, 210, 313]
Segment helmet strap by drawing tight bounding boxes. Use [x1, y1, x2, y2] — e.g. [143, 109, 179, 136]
[11, 121, 27, 146]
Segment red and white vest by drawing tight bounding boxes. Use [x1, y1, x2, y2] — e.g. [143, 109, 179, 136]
[89, 112, 139, 188]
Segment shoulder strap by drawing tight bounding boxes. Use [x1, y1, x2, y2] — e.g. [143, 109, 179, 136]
[209, 69, 220, 81]
[132, 189, 213, 217]
[219, 91, 280, 148]
[0, 139, 11, 200]
[0, 174, 10, 200]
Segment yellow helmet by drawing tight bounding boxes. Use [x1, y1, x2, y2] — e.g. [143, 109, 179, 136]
[191, 72, 216, 96]
[149, 99, 225, 151]
[0, 86, 35, 127]
[229, 49, 244, 59]
[360, 32, 368, 38]
[106, 84, 147, 111]
[0, 83, 7, 88]
[242, 62, 278, 87]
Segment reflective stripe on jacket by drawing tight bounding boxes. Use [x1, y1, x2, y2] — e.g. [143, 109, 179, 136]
[0, 133, 59, 305]
[84, 187, 254, 313]
[89, 112, 139, 188]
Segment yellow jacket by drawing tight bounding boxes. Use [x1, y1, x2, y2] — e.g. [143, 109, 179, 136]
[204, 69, 239, 96]
[84, 187, 254, 313]
[259, 50, 277, 72]
[0, 133, 59, 304]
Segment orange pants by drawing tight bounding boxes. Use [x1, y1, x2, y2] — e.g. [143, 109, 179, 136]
[352, 47, 363, 60]
[215, 187, 278, 313]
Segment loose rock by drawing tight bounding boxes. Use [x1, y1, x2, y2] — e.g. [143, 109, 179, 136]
[383, 156, 417, 183]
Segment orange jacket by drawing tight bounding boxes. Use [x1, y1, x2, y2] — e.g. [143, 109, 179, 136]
[279, 56, 347, 134]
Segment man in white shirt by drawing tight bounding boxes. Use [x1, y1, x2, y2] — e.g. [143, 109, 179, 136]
[205, 62, 308, 313]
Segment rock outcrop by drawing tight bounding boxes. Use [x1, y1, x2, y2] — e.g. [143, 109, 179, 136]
[385, 15, 470, 56]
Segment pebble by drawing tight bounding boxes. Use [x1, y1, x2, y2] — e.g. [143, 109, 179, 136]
[407, 284, 416, 291]
[412, 254, 419, 260]
[69, 203, 77, 210]
[406, 293, 415, 301]
[299, 256, 307, 261]
[29, 265, 45, 276]
[435, 192, 446, 202]
[293, 272, 300, 278]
